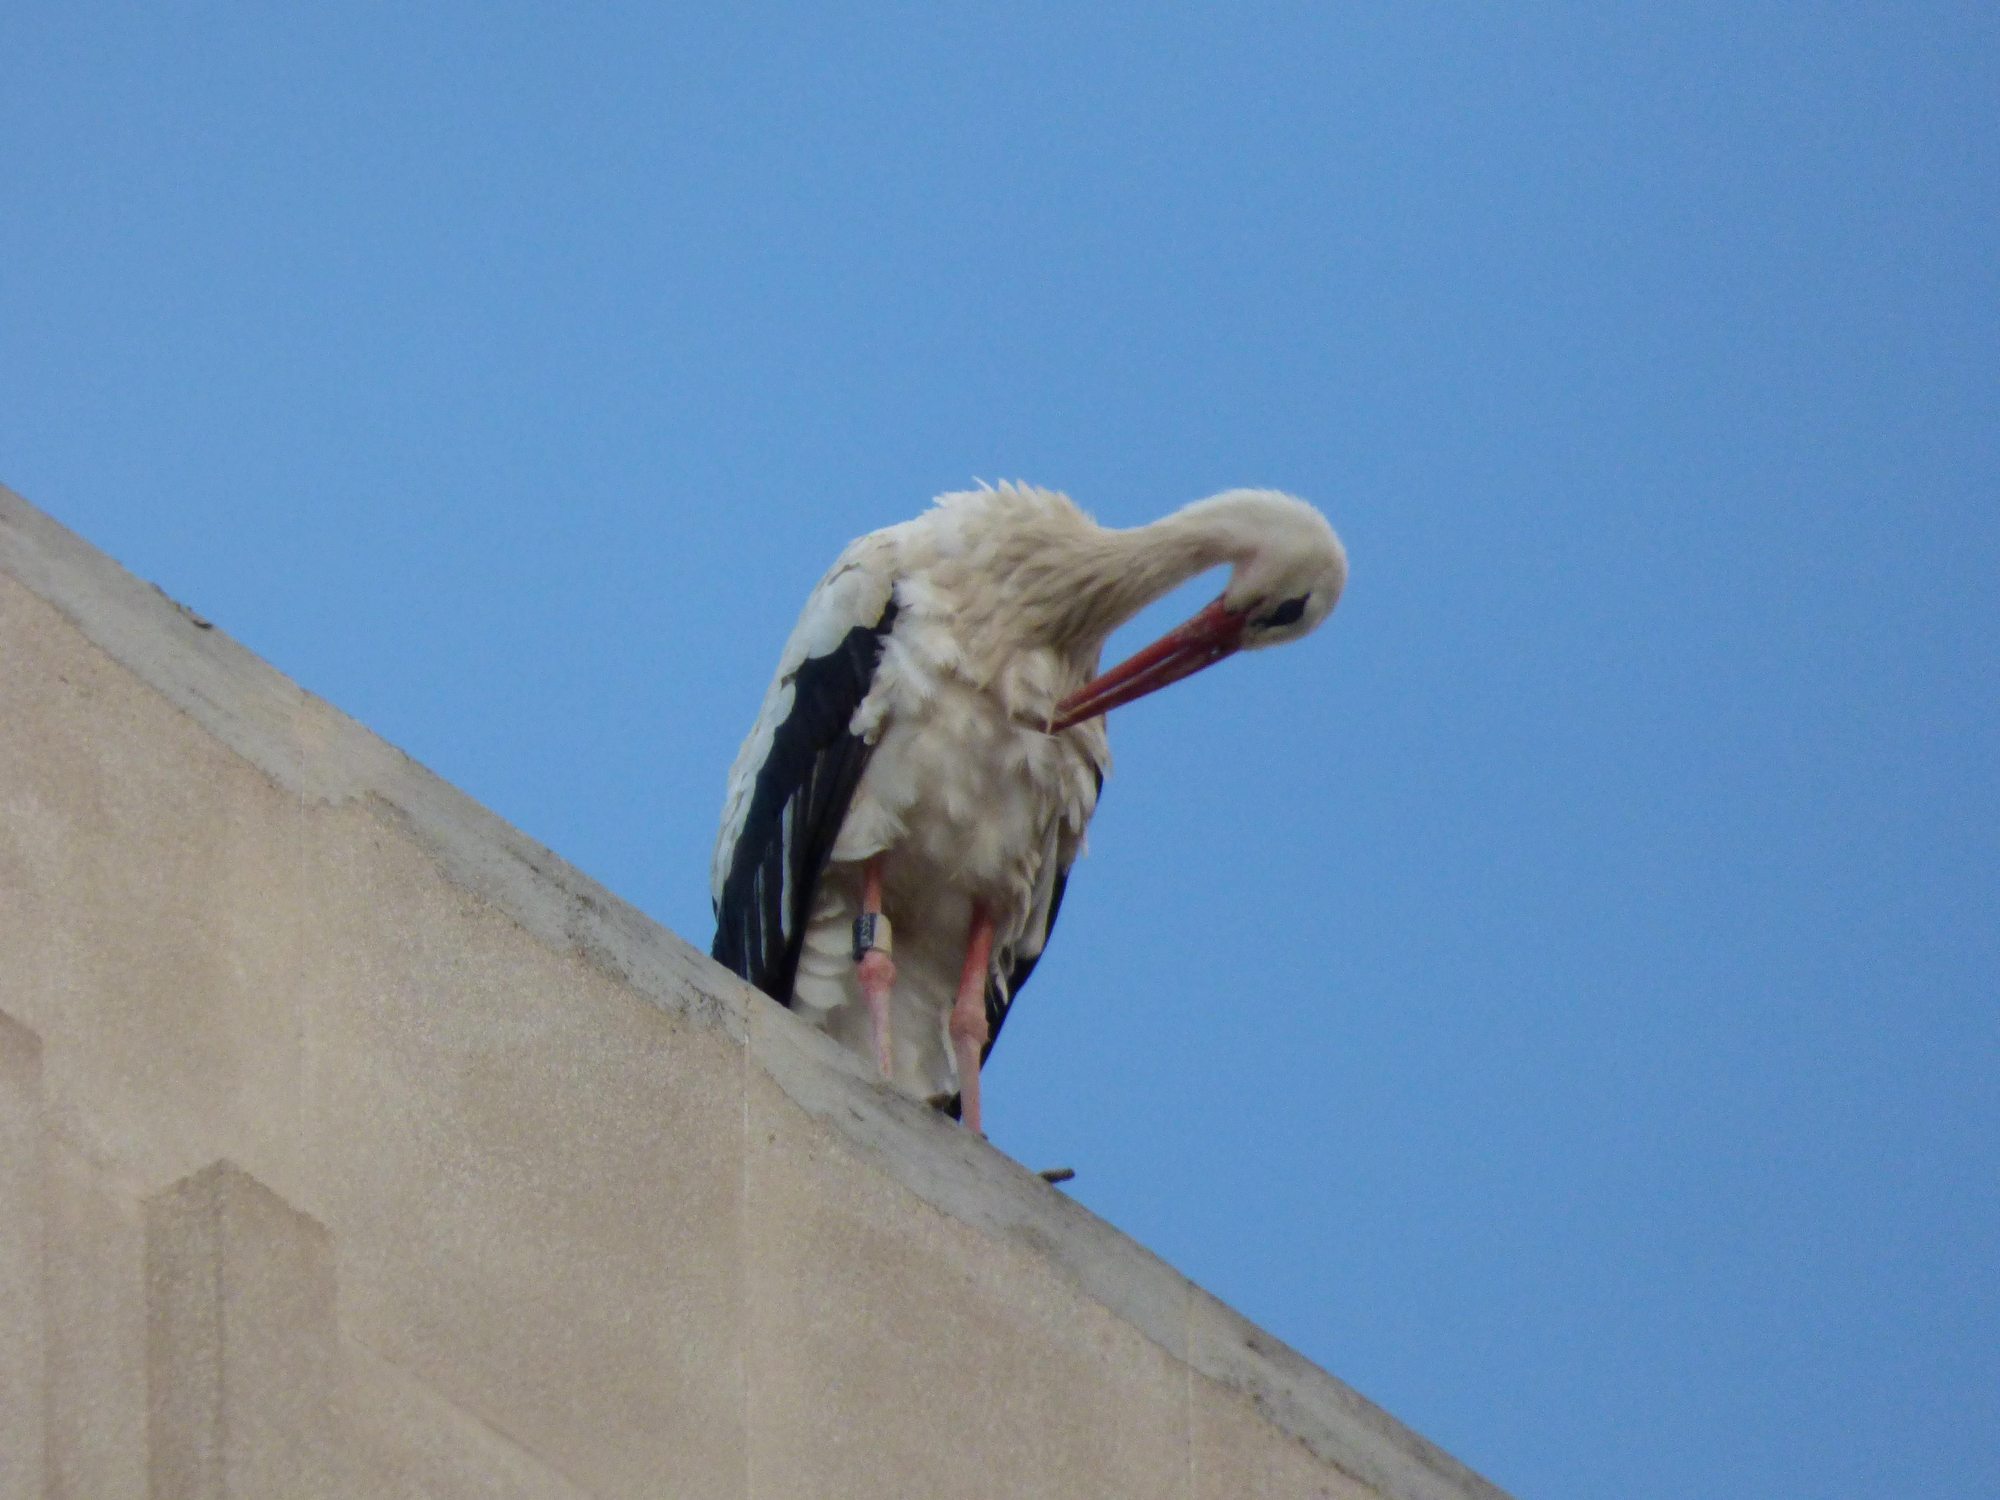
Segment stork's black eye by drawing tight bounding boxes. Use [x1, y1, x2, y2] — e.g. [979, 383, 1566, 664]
[1258, 595, 1309, 629]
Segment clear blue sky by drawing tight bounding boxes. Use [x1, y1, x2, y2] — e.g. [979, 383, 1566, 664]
[5, 5, 1995, 1495]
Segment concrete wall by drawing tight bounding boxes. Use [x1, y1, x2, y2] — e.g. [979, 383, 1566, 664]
[0, 482, 1510, 1500]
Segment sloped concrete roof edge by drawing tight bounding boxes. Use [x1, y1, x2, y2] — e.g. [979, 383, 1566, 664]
[0, 480, 1510, 1500]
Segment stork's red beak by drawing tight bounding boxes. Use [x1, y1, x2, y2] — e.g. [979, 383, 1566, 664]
[1048, 596, 1249, 733]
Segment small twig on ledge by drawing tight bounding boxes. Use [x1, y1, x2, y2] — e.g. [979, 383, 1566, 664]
[1038, 1167, 1076, 1185]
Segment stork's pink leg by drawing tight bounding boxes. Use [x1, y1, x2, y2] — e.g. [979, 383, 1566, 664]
[949, 904, 996, 1136]
[854, 858, 896, 1080]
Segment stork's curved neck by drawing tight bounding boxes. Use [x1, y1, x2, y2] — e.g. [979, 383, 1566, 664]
[1040, 500, 1253, 652]
[906, 485, 1339, 721]
[917, 487, 1304, 697]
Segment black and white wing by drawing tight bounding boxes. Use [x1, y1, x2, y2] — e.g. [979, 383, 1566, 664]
[711, 540, 899, 1006]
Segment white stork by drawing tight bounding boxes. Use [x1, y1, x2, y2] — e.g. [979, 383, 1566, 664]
[712, 483, 1346, 1135]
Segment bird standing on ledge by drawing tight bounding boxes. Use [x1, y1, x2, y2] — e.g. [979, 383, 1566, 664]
[712, 483, 1347, 1135]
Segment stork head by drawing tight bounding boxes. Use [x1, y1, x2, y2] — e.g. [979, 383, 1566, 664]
[1215, 491, 1348, 649]
[1049, 490, 1347, 732]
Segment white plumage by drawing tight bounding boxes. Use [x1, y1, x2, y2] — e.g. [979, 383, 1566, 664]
[713, 483, 1346, 1133]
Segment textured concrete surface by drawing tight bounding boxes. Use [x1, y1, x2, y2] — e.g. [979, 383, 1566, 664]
[0, 1012, 45, 1500]
[0, 480, 1512, 1500]
[144, 1163, 342, 1499]
[41, 1131, 149, 1500]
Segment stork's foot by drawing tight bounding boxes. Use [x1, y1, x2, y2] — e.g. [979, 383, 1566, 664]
[949, 904, 996, 1136]
[948, 1011, 985, 1135]
[856, 947, 896, 1080]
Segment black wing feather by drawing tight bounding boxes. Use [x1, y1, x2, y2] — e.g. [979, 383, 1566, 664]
[712, 597, 898, 1005]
